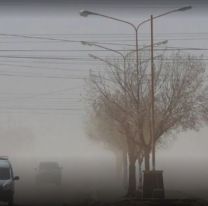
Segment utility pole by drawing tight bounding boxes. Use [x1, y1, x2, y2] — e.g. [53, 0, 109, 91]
[151, 15, 155, 171]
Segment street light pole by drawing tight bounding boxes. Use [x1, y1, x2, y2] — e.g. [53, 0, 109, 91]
[149, 7, 191, 170]
[150, 15, 155, 171]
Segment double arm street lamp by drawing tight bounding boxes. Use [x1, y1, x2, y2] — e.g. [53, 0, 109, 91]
[80, 6, 191, 87]
[81, 40, 168, 72]
[80, 6, 192, 172]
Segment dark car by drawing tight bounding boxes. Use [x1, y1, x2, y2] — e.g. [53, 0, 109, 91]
[36, 161, 62, 186]
[0, 157, 19, 206]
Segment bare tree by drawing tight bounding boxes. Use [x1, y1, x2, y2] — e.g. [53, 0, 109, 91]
[86, 50, 151, 196]
[86, 51, 208, 197]
[152, 53, 208, 147]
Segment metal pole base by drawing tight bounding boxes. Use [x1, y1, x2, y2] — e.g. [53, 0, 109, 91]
[142, 170, 165, 199]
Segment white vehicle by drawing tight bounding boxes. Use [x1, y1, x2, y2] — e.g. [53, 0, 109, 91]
[0, 157, 19, 206]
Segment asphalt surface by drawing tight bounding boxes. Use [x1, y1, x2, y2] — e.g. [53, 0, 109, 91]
[9, 199, 208, 206]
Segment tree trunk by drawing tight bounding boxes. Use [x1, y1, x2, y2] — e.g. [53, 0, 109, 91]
[122, 151, 128, 190]
[137, 156, 143, 199]
[115, 152, 123, 181]
[144, 147, 150, 171]
[126, 125, 136, 197]
[138, 157, 143, 190]
[127, 153, 136, 197]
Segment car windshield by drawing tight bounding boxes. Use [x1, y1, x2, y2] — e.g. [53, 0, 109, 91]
[39, 162, 59, 170]
[0, 168, 10, 180]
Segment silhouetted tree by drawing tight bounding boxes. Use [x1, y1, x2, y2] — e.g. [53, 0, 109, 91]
[86, 51, 208, 197]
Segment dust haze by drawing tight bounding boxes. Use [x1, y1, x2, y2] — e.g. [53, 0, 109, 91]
[0, 1, 207, 205]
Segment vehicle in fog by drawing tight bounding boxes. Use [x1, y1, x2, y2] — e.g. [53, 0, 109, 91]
[0, 157, 19, 206]
[36, 161, 62, 186]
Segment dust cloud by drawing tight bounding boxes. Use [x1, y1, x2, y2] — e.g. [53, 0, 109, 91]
[0, 126, 125, 205]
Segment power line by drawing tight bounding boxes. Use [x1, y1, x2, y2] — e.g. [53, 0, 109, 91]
[0, 47, 208, 52]
[0, 111, 83, 115]
[4, 32, 208, 36]
[0, 107, 83, 111]
[3, 33, 208, 45]
[7, 86, 82, 100]
[0, 47, 206, 55]
[0, 33, 134, 46]
[0, 62, 99, 72]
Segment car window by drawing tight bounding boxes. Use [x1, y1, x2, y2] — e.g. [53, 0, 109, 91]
[39, 162, 59, 170]
[0, 168, 10, 180]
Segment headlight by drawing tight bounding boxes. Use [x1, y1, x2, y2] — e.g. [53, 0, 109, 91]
[3, 181, 13, 190]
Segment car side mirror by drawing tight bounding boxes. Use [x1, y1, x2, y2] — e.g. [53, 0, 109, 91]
[14, 176, 20, 181]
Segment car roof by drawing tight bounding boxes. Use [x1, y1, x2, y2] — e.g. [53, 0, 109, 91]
[39, 161, 59, 169]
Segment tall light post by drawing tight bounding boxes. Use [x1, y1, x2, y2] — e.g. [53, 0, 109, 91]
[150, 15, 155, 171]
[80, 6, 192, 170]
[150, 7, 191, 171]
